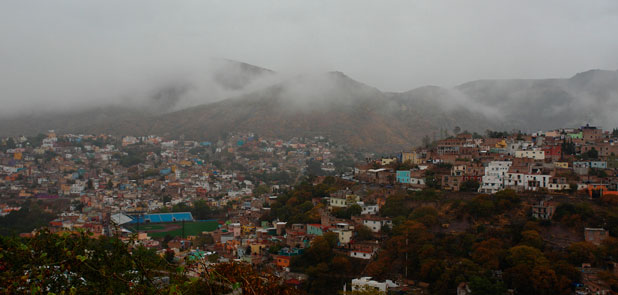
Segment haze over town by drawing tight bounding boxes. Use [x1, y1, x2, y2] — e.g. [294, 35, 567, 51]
[1, 1, 618, 116]
[4, 2, 618, 294]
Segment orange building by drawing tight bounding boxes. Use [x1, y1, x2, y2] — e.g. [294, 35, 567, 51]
[275, 255, 291, 268]
[587, 184, 618, 198]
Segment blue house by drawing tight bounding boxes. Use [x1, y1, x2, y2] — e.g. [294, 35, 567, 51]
[396, 170, 411, 184]
[574, 161, 607, 169]
[307, 224, 327, 236]
[590, 161, 607, 169]
[278, 247, 305, 256]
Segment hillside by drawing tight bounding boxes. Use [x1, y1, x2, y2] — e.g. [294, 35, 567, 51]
[0, 65, 616, 152]
[136, 72, 494, 152]
[456, 69, 618, 131]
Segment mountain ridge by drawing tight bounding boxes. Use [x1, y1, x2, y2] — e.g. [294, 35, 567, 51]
[1, 63, 617, 152]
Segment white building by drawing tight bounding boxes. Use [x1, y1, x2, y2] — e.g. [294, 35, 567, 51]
[350, 250, 373, 260]
[506, 141, 533, 155]
[410, 177, 426, 186]
[329, 197, 347, 209]
[360, 203, 379, 215]
[70, 183, 85, 195]
[161, 141, 176, 149]
[362, 217, 392, 233]
[505, 172, 525, 188]
[505, 172, 550, 191]
[1, 165, 19, 174]
[548, 182, 570, 191]
[523, 174, 550, 191]
[332, 224, 353, 245]
[479, 161, 512, 193]
[349, 277, 398, 292]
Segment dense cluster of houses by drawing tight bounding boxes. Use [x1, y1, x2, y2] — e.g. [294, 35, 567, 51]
[0, 130, 346, 233]
[356, 125, 618, 198]
[3, 125, 618, 293]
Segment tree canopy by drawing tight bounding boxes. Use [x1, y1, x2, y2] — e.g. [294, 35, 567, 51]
[0, 230, 296, 295]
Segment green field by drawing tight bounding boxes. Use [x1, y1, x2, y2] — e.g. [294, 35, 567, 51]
[126, 221, 219, 238]
[130, 224, 164, 231]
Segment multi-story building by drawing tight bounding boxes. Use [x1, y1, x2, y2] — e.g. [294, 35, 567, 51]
[515, 149, 545, 160]
[479, 161, 512, 193]
[532, 200, 556, 220]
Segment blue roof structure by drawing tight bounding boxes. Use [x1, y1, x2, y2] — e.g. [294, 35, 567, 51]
[129, 212, 194, 224]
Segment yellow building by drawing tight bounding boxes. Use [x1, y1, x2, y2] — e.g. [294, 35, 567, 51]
[242, 225, 255, 234]
[381, 157, 397, 166]
[18, 190, 32, 198]
[250, 243, 267, 255]
[555, 162, 569, 168]
[402, 151, 423, 165]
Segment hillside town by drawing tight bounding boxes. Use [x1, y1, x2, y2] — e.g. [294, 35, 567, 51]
[362, 124, 618, 196]
[3, 125, 618, 294]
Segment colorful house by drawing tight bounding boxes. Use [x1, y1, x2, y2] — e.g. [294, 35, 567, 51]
[542, 145, 562, 159]
[574, 161, 607, 169]
[275, 255, 291, 268]
[307, 224, 328, 236]
[554, 162, 569, 168]
[396, 170, 411, 184]
[401, 151, 423, 165]
[586, 184, 618, 198]
[278, 247, 304, 256]
[568, 132, 583, 139]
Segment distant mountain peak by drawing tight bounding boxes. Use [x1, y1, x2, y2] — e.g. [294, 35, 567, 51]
[216, 58, 276, 74]
[326, 70, 348, 77]
[212, 58, 275, 91]
[570, 68, 617, 80]
[568, 68, 618, 92]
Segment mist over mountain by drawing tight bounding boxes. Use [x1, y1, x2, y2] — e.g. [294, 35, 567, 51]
[143, 59, 277, 113]
[456, 69, 618, 131]
[0, 63, 616, 152]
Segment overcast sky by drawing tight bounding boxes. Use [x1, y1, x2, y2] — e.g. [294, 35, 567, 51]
[1, 0, 618, 115]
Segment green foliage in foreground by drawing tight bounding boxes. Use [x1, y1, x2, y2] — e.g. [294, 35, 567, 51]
[1, 229, 170, 294]
[0, 229, 296, 295]
[0, 200, 57, 236]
